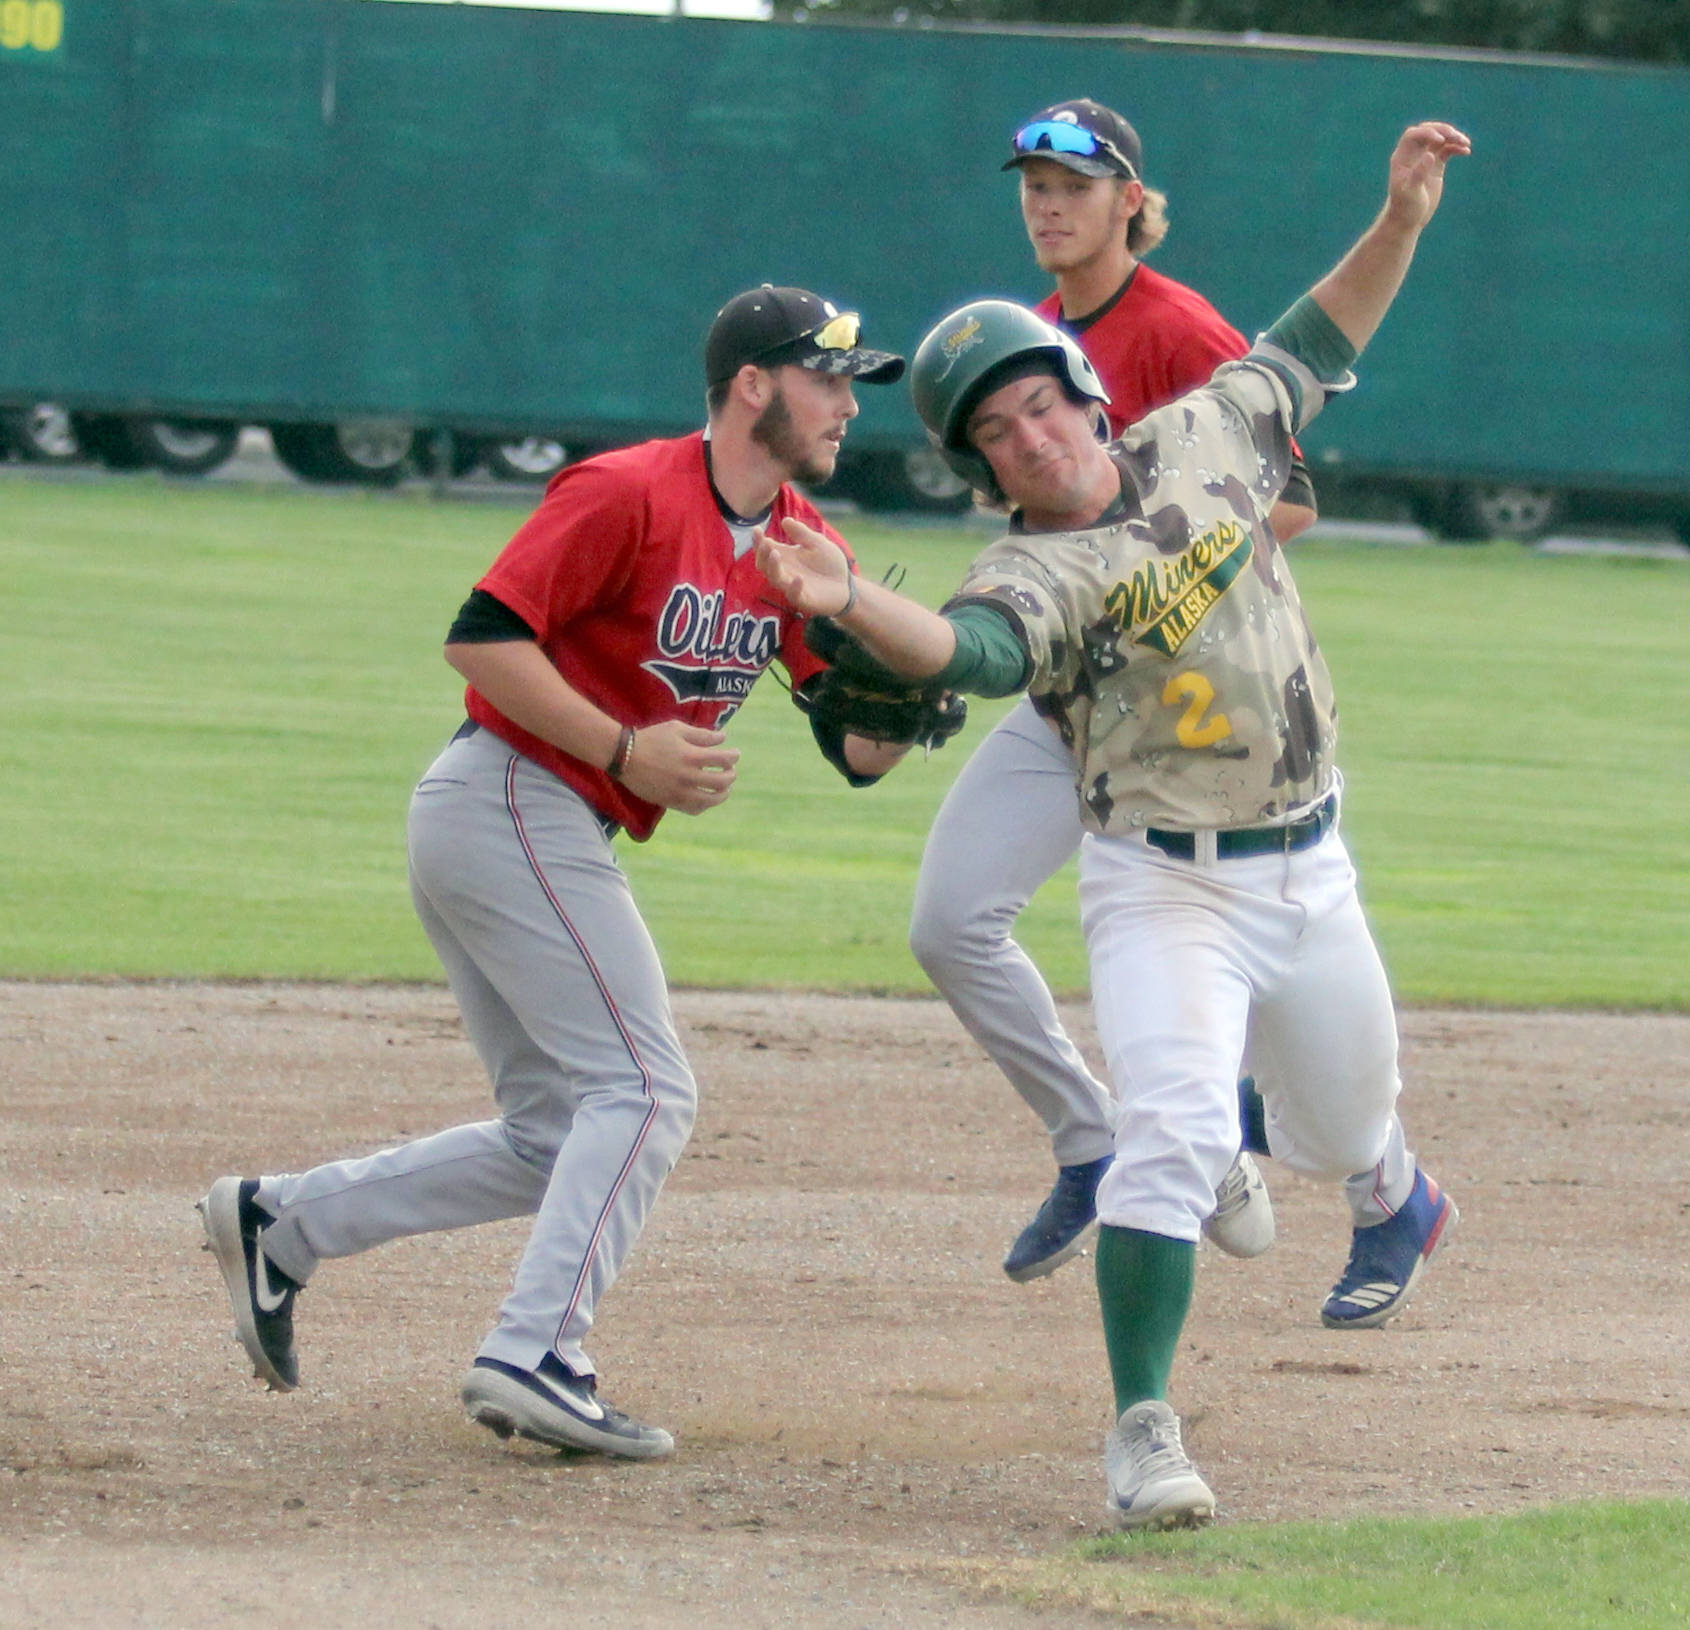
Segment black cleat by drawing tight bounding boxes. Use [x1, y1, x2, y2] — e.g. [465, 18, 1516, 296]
[462, 1353, 674, 1459]
[198, 1176, 300, 1391]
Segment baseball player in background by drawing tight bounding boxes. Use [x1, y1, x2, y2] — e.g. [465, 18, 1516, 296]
[758, 122, 1468, 1527]
[912, 98, 1319, 1282]
[200, 287, 911, 1459]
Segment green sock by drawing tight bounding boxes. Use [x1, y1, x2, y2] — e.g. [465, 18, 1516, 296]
[1095, 1225, 1197, 1416]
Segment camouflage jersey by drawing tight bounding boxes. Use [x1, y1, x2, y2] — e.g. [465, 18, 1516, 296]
[947, 345, 1342, 836]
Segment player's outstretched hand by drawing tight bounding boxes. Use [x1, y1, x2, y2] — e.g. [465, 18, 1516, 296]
[620, 720, 740, 815]
[1385, 121, 1471, 231]
[754, 518, 854, 618]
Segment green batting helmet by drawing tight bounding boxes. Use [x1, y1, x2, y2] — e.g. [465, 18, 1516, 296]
[909, 300, 1110, 495]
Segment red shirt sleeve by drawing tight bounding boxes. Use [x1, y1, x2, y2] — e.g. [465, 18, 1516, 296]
[475, 460, 641, 638]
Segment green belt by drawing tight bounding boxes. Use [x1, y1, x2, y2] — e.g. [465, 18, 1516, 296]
[1146, 792, 1338, 861]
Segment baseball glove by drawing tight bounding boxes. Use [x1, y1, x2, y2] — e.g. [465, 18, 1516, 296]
[796, 614, 968, 782]
[795, 664, 969, 750]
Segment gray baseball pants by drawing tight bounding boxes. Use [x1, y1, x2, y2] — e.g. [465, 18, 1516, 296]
[909, 697, 1116, 1167]
[255, 725, 696, 1378]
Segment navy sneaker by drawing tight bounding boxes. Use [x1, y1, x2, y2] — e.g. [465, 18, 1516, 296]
[198, 1175, 301, 1392]
[1238, 1075, 1269, 1156]
[1003, 1156, 1111, 1282]
[462, 1353, 675, 1459]
[1321, 1168, 1457, 1329]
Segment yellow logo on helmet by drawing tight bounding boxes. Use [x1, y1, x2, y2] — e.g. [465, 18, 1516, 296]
[934, 317, 984, 380]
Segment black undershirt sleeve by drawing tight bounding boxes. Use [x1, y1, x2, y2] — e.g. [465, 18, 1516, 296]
[446, 587, 537, 643]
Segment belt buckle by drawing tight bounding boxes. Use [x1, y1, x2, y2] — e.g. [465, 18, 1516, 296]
[1293, 793, 1334, 850]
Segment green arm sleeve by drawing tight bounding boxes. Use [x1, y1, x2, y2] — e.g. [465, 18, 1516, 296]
[930, 602, 1033, 698]
[1264, 295, 1358, 386]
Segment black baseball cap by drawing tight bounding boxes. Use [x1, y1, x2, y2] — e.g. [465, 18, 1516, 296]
[704, 285, 905, 387]
[1003, 99, 1143, 181]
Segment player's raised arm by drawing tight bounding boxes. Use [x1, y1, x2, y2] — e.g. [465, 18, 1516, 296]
[1302, 122, 1471, 356]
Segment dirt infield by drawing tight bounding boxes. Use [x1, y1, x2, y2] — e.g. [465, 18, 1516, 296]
[2, 981, 1687, 1628]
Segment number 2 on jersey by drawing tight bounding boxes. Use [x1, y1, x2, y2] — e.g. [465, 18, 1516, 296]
[1163, 671, 1232, 748]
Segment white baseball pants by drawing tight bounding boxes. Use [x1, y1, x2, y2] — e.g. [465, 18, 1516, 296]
[1080, 819, 1414, 1242]
[256, 725, 696, 1379]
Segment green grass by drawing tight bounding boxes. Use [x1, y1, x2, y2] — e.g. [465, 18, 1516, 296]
[1294, 538, 1690, 1006]
[982, 1499, 1690, 1629]
[3, 472, 1687, 1004]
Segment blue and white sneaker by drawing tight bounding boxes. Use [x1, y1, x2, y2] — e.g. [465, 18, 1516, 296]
[1003, 1155, 1111, 1282]
[462, 1353, 675, 1459]
[1321, 1168, 1457, 1329]
[198, 1175, 301, 1392]
[1105, 1400, 1216, 1531]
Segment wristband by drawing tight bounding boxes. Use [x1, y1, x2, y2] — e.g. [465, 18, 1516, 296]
[607, 725, 636, 781]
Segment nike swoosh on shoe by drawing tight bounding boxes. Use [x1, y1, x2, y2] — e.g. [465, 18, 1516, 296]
[531, 1368, 606, 1422]
[253, 1254, 293, 1314]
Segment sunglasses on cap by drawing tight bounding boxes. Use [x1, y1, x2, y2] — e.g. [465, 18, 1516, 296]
[810, 311, 861, 351]
[746, 309, 862, 366]
[1012, 119, 1137, 176]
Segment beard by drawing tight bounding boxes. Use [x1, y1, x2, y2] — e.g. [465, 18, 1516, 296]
[751, 385, 836, 485]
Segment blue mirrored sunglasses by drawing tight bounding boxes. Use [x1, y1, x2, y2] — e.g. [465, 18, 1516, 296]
[1012, 119, 1135, 175]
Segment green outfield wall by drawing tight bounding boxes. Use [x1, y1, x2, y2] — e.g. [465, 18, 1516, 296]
[3, 1, 1688, 486]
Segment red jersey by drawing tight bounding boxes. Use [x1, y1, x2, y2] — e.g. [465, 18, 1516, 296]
[467, 431, 843, 841]
[1037, 262, 1249, 438]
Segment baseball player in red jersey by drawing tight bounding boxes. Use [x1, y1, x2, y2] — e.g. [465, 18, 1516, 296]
[1015, 100, 1318, 523]
[199, 287, 908, 1458]
[913, 99, 1316, 1281]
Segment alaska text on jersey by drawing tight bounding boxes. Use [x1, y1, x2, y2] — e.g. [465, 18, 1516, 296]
[1104, 519, 1252, 658]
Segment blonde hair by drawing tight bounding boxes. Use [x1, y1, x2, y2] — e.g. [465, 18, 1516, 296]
[1129, 185, 1169, 257]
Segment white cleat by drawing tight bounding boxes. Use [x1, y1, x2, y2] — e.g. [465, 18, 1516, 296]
[1105, 1400, 1216, 1531]
[1203, 1151, 1275, 1259]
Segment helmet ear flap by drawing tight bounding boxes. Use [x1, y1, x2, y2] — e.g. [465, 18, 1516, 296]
[1059, 339, 1109, 415]
[926, 430, 1003, 502]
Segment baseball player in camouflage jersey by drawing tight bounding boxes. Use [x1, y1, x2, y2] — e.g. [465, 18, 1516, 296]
[913, 96, 1316, 1282]
[199, 286, 910, 1460]
[757, 122, 1468, 1528]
